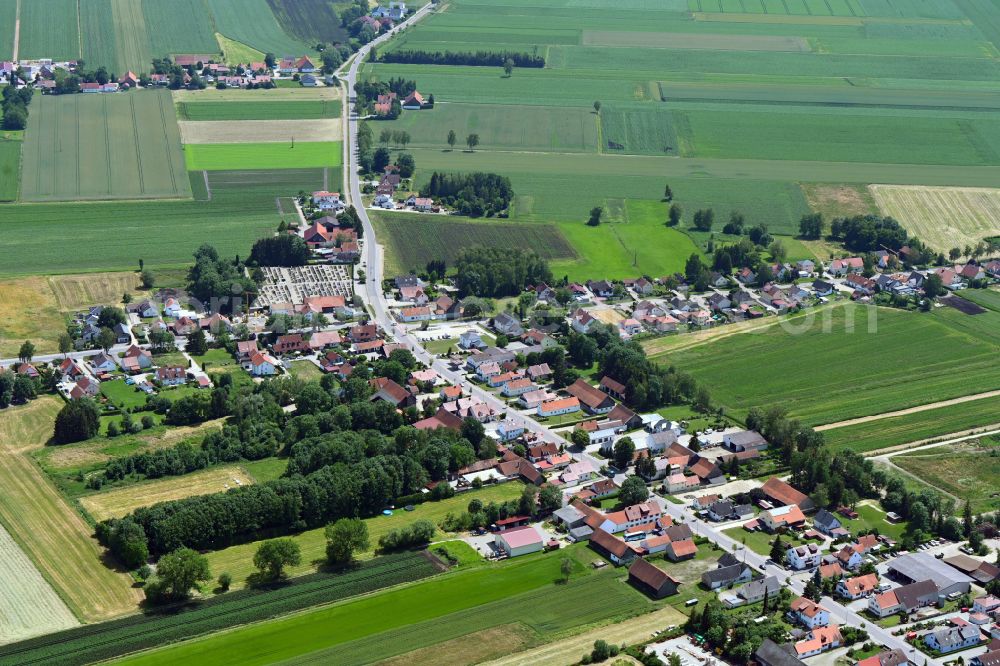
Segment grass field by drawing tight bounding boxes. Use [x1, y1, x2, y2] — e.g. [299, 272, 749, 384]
[215, 33, 264, 65]
[870, 184, 1000, 253]
[894, 439, 1000, 513]
[0, 133, 20, 201]
[119, 546, 648, 666]
[21, 90, 189, 202]
[204, 482, 524, 590]
[177, 100, 342, 121]
[183, 142, 342, 170]
[287, 360, 323, 381]
[654, 303, 1000, 426]
[79, 465, 255, 522]
[0, 397, 142, 621]
[0, 168, 326, 276]
[961, 288, 1000, 312]
[822, 394, 1000, 453]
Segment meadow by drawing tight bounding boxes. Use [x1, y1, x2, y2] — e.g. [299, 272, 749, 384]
[183, 142, 342, 170]
[21, 91, 189, 202]
[870, 184, 1000, 252]
[655, 303, 1000, 426]
[893, 438, 1000, 513]
[0, 397, 142, 622]
[177, 100, 342, 121]
[0, 169, 325, 276]
[822, 394, 1000, 453]
[204, 482, 524, 589]
[118, 547, 647, 666]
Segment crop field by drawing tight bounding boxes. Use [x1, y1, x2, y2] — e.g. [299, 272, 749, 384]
[265, 0, 350, 45]
[822, 394, 1000, 453]
[0, 0, 14, 60]
[371, 211, 577, 277]
[0, 522, 78, 645]
[374, 103, 599, 153]
[600, 105, 679, 155]
[961, 288, 1000, 312]
[0, 134, 19, 201]
[0, 397, 142, 622]
[656, 303, 1000, 426]
[79, 0, 150, 76]
[172, 87, 341, 103]
[204, 482, 523, 589]
[893, 438, 1000, 513]
[870, 184, 1000, 252]
[21, 90, 189, 202]
[0, 553, 438, 666]
[17, 0, 80, 61]
[183, 141, 342, 170]
[79, 465, 255, 522]
[207, 0, 314, 56]
[0, 168, 325, 276]
[118, 547, 646, 666]
[177, 100, 342, 121]
[141, 0, 218, 59]
[178, 119, 341, 144]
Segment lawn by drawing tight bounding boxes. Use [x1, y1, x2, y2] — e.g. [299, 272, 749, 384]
[656, 303, 1000, 426]
[722, 525, 808, 557]
[0, 133, 20, 201]
[838, 502, 907, 542]
[893, 440, 1000, 514]
[287, 360, 323, 381]
[0, 397, 142, 621]
[183, 142, 342, 170]
[215, 33, 264, 66]
[100, 379, 151, 411]
[21, 90, 190, 202]
[204, 482, 525, 589]
[822, 394, 1000, 453]
[241, 457, 289, 483]
[119, 546, 647, 666]
[177, 100, 342, 121]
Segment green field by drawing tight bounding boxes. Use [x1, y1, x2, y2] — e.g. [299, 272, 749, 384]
[207, 0, 315, 55]
[822, 394, 1000, 453]
[184, 142, 342, 170]
[177, 100, 342, 121]
[656, 303, 1000, 426]
[0, 169, 326, 276]
[17, 0, 80, 61]
[118, 546, 648, 666]
[21, 91, 189, 202]
[204, 482, 523, 589]
[961, 288, 1000, 312]
[893, 439, 1000, 514]
[0, 0, 14, 60]
[0, 134, 19, 201]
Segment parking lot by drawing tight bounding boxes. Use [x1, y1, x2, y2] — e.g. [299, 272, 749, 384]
[649, 636, 721, 666]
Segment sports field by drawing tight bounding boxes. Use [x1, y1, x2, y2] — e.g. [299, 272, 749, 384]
[653, 303, 1000, 426]
[0, 397, 142, 622]
[79, 465, 255, 522]
[204, 482, 523, 590]
[21, 90, 189, 202]
[870, 185, 1000, 253]
[183, 142, 342, 170]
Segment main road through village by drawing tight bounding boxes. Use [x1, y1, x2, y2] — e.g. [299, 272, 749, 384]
[345, 11, 927, 662]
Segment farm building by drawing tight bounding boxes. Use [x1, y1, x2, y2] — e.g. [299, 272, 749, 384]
[494, 526, 543, 558]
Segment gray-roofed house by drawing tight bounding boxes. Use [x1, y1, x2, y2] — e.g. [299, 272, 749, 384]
[553, 505, 586, 529]
[736, 575, 782, 605]
[813, 509, 848, 538]
[924, 626, 982, 654]
[492, 312, 524, 337]
[702, 562, 753, 590]
[708, 500, 736, 522]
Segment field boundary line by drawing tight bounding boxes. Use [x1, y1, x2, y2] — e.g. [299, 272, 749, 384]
[102, 96, 112, 195]
[130, 94, 146, 194]
[158, 92, 178, 194]
[12, 0, 20, 61]
[203, 170, 211, 201]
[815, 389, 1000, 431]
[865, 425, 1000, 458]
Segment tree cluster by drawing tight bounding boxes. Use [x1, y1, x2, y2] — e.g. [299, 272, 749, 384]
[249, 234, 309, 267]
[2, 86, 32, 130]
[685, 599, 789, 663]
[378, 50, 545, 68]
[378, 519, 435, 552]
[829, 215, 911, 254]
[453, 246, 551, 297]
[421, 172, 514, 217]
[186, 244, 256, 313]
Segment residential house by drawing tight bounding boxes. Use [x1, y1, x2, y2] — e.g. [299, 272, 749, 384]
[789, 597, 831, 629]
[813, 509, 848, 538]
[16, 363, 39, 379]
[856, 650, 910, 666]
[837, 574, 880, 600]
[924, 626, 982, 654]
[312, 191, 343, 211]
[247, 351, 279, 376]
[829, 257, 864, 276]
[833, 544, 864, 571]
[459, 329, 486, 350]
[599, 502, 663, 535]
[868, 579, 939, 618]
[559, 460, 598, 486]
[522, 329, 558, 349]
[492, 312, 524, 337]
[628, 558, 680, 599]
[538, 396, 580, 417]
[587, 280, 614, 298]
[70, 376, 101, 399]
[273, 334, 310, 355]
[414, 407, 464, 432]
[90, 352, 117, 374]
[972, 651, 1000, 666]
[756, 639, 807, 666]
[349, 324, 379, 344]
[702, 562, 754, 590]
[496, 419, 525, 442]
[502, 377, 536, 397]
[236, 340, 259, 362]
[155, 366, 186, 386]
[732, 576, 781, 606]
[58, 358, 84, 380]
[370, 377, 416, 408]
[794, 625, 842, 658]
[580, 418, 625, 448]
[846, 273, 877, 296]
[527, 363, 552, 382]
[973, 596, 1000, 615]
[760, 504, 807, 532]
[619, 318, 643, 338]
[570, 309, 599, 334]
[519, 389, 555, 410]
[402, 90, 426, 109]
[787, 544, 822, 571]
[120, 345, 152, 373]
[813, 280, 835, 297]
[708, 292, 732, 312]
[707, 500, 736, 522]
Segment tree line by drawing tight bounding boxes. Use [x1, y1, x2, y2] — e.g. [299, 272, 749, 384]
[420, 171, 514, 217]
[378, 50, 545, 68]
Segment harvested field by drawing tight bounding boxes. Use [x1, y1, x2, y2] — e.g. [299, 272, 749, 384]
[48, 272, 143, 310]
[0, 397, 142, 621]
[584, 30, 810, 51]
[178, 119, 341, 144]
[943, 295, 988, 315]
[80, 465, 254, 522]
[870, 185, 1000, 253]
[0, 276, 64, 357]
[380, 625, 531, 666]
[172, 86, 340, 102]
[0, 523, 78, 645]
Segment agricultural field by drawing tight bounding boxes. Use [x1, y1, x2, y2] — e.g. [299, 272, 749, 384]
[655, 303, 1000, 426]
[207, 0, 315, 56]
[79, 465, 255, 522]
[21, 90, 189, 202]
[0, 553, 438, 665]
[0, 133, 20, 201]
[0, 397, 142, 622]
[118, 546, 648, 666]
[0, 522, 78, 645]
[172, 87, 342, 103]
[204, 482, 524, 590]
[215, 33, 264, 66]
[17, 0, 80, 61]
[870, 185, 1000, 252]
[265, 0, 351, 45]
[893, 437, 1000, 513]
[178, 119, 341, 144]
[822, 394, 1000, 453]
[183, 141, 342, 170]
[177, 100, 342, 121]
[0, 168, 326, 276]
[961, 287, 1000, 312]
[0, 0, 14, 60]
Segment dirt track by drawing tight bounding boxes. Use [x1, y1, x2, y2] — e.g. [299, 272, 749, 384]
[815, 390, 1000, 431]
